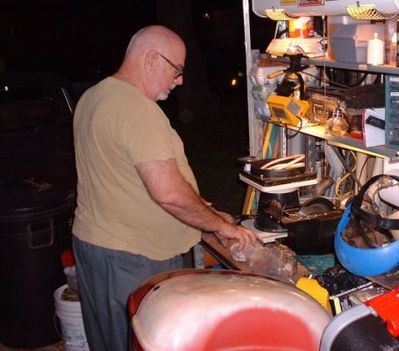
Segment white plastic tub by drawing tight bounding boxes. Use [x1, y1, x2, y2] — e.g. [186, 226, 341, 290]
[54, 285, 89, 351]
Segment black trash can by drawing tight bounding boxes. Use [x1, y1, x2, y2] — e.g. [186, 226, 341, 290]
[0, 179, 73, 348]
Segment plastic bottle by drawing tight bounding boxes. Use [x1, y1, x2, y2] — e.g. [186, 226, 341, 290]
[367, 33, 385, 66]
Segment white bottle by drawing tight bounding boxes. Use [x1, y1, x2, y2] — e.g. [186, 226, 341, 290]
[367, 33, 385, 66]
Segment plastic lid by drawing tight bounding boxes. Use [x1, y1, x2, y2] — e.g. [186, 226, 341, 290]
[0, 179, 68, 217]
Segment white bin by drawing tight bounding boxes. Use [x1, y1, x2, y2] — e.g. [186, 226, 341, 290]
[54, 285, 89, 351]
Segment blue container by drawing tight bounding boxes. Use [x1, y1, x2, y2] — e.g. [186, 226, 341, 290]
[335, 204, 399, 277]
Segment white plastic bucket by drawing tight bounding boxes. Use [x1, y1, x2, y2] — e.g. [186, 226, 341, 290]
[54, 285, 89, 351]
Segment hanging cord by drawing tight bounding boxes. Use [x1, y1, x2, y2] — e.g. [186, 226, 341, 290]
[359, 156, 371, 186]
[335, 151, 357, 198]
[322, 15, 327, 97]
[301, 68, 377, 89]
[300, 70, 350, 89]
[283, 115, 303, 139]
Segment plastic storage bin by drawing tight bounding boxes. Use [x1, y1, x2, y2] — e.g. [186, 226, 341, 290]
[331, 23, 384, 63]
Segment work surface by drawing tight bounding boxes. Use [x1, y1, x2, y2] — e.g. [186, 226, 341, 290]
[201, 233, 399, 289]
[201, 233, 309, 284]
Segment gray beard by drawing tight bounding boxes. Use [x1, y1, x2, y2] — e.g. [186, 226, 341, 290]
[157, 92, 169, 101]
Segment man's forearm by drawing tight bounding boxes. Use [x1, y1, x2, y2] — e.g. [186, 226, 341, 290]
[136, 158, 232, 233]
[158, 180, 232, 233]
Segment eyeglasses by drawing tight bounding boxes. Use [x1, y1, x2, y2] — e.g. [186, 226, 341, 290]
[156, 51, 184, 78]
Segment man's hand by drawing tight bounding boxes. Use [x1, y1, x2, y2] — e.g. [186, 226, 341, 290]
[215, 221, 257, 251]
[202, 201, 256, 250]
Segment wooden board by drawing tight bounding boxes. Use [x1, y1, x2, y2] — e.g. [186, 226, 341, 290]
[201, 232, 309, 284]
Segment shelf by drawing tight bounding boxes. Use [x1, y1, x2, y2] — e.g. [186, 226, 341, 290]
[266, 54, 399, 76]
[272, 122, 399, 159]
[262, 55, 399, 159]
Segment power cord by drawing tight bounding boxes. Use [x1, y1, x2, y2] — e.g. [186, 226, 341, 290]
[283, 115, 303, 139]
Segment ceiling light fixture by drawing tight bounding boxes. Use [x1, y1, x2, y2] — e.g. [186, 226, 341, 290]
[265, 8, 298, 21]
[346, 3, 392, 20]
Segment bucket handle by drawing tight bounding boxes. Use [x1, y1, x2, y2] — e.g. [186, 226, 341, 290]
[27, 219, 55, 249]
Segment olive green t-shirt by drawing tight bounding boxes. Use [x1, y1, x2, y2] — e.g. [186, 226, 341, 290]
[72, 77, 200, 260]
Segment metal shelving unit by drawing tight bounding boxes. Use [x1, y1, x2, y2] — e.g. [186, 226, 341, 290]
[266, 54, 399, 76]
[273, 123, 399, 159]
[241, 0, 399, 162]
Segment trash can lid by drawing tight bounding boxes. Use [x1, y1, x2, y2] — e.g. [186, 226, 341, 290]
[0, 179, 69, 217]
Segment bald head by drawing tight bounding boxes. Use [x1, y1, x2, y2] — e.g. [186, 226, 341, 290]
[114, 25, 186, 101]
[126, 25, 185, 60]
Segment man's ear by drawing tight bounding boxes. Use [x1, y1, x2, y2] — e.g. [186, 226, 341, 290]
[144, 50, 158, 75]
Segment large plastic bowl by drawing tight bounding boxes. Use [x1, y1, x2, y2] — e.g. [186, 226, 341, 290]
[335, 204, 399, 277]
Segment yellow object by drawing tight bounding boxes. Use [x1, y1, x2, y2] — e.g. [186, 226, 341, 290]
[241, 186, 256, 215]
[261, 123, 273, 159]
[296, 277, 332, 313]
[265, 8, 297, 21]
[267, 95, 309, 127]
[242, 123, 274, 215]
[346, 4, 387, 20]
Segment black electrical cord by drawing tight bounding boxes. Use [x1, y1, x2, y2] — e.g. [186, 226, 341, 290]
[346, 72, 369, 87]
[284, 116, 303, 139]
[300, 70, 350, 89]
[359, 156, 370, 186]
[326, 69, 380, 88]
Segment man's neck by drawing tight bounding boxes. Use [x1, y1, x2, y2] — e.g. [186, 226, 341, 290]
[113, 71, 136, 86]
[113, 71, 154, 99]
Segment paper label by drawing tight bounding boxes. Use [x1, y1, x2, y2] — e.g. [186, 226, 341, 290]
[280, 0, 296, 5]
[297, 0, 325, 6]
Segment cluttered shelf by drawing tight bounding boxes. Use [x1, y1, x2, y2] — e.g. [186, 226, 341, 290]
[265, 54, 399, 76]
[270, 122, 399, 159]
[251, 53, 399, 160]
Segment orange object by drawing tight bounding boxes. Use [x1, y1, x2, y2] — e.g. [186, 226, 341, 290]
[367, 288, 399, 337]
[289, 17, 314, 38]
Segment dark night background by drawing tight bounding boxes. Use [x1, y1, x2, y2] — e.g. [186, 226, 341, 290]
[0, 0, 275, 214]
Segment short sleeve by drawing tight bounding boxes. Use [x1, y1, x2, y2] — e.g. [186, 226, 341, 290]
[115, 99, 176, 165]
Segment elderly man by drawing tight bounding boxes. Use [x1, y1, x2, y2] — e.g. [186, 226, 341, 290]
[72, 25, 256, 351]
